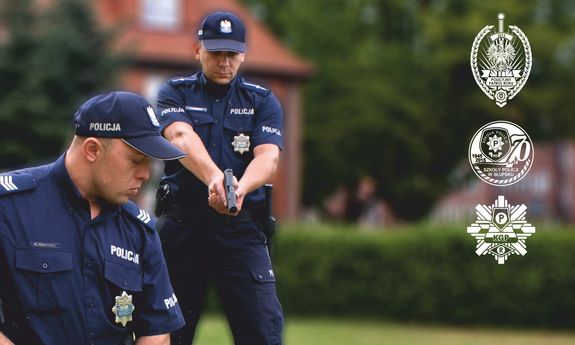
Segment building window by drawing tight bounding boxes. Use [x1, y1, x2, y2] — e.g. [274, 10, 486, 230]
[141, 0, 180, 30]
[143, 73, 169, 106]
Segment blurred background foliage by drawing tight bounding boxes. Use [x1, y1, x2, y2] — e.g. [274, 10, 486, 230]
[1, 0, 575, 221]
[184, 223, 575, 330]
[242, 0, 575, 220]
[0, 0, 125, 168]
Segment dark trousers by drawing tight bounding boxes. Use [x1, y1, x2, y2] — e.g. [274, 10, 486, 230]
[159, 216, 284, 345]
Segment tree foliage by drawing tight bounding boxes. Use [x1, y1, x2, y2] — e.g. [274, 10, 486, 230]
[0, 0, 125, 169]
[242, 0, 575, 220]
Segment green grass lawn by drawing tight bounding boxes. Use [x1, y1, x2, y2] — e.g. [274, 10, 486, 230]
[194, 314, 575, 345]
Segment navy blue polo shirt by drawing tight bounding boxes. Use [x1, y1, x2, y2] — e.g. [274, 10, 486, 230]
[157, 72, 283, 209]
[0, 155, 184, 344]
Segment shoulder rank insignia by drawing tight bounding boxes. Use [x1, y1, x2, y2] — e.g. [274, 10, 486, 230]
[0, 174, 36, 195]
[170, 75, 198, 86]
[112, 291, 135, 327]
[232, 133, 250, 154]
[241, 81, 269, 95]
[136, 209, 151, 224]
[121, 202, 155, 230]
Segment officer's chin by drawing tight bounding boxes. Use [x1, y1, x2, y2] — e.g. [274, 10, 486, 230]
[110, 194, 131, 205]
[212, 74, 233, 84]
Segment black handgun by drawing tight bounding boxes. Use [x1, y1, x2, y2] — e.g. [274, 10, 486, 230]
[224, 169, 238, 213]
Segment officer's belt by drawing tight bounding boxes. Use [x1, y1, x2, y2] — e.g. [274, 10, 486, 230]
[163, 202, 261, 225]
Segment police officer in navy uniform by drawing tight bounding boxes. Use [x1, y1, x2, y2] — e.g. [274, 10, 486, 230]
[155, 11, 284, 345]
[0, 92, 186, 345]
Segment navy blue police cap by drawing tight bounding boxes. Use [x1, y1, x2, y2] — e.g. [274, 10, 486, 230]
[74, 91, 185, 160]
[198, 11, 246, 53]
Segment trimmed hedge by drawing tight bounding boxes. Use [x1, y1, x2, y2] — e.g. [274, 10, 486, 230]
[272, 224, 575, 329]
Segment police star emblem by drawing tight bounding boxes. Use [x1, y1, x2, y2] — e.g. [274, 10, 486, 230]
[470, 13, 532, 107]
[232, 133, 250, 154]
[467, 196, 536, 264]
[112, 291, 135, 327]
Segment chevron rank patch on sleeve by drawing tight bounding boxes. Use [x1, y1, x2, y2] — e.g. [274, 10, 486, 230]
[0, 174, 36, 195]
[137, 209, 151, 224]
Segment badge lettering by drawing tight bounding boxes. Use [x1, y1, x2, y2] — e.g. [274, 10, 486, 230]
[164, 293, 179, 310]
[111, 245, 140, 265]
[89, 123, 121, 131]
[262, 126, 281, 136]
[161, 107, 185, 117]
[230, 108, 254, 115]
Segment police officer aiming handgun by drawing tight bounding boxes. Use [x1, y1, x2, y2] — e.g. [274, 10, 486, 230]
[155, 11, 284, 345]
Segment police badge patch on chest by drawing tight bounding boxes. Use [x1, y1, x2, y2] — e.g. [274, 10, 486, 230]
[112, 291, 135, 327]
[232, 133, 250, 154]
[470, 13, 532, 107]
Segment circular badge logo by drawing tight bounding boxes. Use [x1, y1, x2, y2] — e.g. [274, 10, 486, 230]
[468, 121, 533, 186]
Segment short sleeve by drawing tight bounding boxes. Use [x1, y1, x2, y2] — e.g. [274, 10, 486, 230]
[132, 231, 185, 337]
[251, 93, 284, 150]
[157, 82, 190, 134]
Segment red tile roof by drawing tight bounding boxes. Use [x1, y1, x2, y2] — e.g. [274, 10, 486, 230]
[97, 0, 313, 78]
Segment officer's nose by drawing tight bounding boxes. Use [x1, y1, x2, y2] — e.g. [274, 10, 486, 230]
[136, 159, 151, 181]
[218, 57, 229, 67]
[217, 53, 231, 66]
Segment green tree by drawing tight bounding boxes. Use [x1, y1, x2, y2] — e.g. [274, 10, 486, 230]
[0, 0, 125, 169]
[243, 0, 575, 220]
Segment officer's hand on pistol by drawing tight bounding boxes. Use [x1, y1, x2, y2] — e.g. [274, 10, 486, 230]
[208, 173, 240, 215]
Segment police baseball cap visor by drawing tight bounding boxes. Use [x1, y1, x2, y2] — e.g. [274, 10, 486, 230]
[74, 91, 185, 161]
[122, 136, 185, 161]
[202, 39, 246, 53]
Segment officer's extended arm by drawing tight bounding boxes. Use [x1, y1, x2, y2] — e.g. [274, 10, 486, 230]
[135, 334, 170, 345]
[235, 144, 280, 201]
[162, 121, 226, 198]
[0, 332, 14, 345]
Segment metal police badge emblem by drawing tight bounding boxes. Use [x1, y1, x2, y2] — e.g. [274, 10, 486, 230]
[467, 196, 536, 264]
[112, 291, 135, 327]
[470, 13, 532, 107]
[469, 121, 533, 186]
[232, 133, 250, 154]
[220, 19, 232, 34]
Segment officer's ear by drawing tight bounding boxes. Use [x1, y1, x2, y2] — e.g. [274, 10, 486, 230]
[194, 41, 201, 60]
[82, 137, 103, 163]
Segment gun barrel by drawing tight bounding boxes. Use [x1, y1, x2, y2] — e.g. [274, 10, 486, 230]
[224, 169, 238, 213]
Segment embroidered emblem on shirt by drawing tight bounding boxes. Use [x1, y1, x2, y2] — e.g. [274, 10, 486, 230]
[232, 133, 250, 154]
[112, 291, 135, 327]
